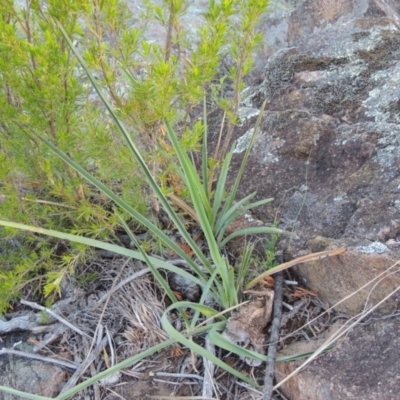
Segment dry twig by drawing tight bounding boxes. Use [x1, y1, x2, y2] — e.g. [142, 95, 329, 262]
[0, 347, 78, 370]
[21, 299, 92, 339]
[263, 272, 283, 400]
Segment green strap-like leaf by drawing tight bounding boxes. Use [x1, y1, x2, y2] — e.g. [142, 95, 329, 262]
[216, 197, 276, 246]
[222, 100, 267, 214]
[208, 328, 268, 362]
[161, 305, 262, 390]
[220, 226, 283, 248]
[0, 386, 51, 400]
[215, 192, 258, 242]
[211, 147, 234, 227]
[57, 22, 213, 275]
[202, 96, 209, 198]
[208, 328, 319, 363]
[0, 220, 205, 288]
[117, 214, 186, 320]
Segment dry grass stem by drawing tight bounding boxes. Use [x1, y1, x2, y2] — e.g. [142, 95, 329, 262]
[154, 372, 204, 380]
[96, 266, 152, 305]
[246, 248, 347, 289]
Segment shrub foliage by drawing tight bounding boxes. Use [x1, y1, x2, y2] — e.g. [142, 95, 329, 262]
[0, 0, 268, 313]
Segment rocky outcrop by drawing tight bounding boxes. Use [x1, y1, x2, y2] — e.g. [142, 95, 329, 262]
[0, 332, 67, 400]
[224, 0, 400, 315]
[275, 318, 400, 400]
[219, 0, 400, 398]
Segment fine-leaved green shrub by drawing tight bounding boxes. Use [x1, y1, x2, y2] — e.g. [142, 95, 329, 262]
[0, 0, 269, 313]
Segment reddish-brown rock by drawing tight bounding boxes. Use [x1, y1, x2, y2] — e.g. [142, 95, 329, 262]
[275, 319, 400, 400]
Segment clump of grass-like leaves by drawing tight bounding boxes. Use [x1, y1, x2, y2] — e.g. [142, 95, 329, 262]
[0, 0, 271, 312]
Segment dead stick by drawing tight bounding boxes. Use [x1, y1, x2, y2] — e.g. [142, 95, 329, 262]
[0, 348, 77, 370]
[21, 299, 92, 339]
[263, 271, 283, 400]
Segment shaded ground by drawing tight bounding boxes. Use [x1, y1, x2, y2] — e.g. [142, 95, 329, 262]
[0, 247, 342, 400]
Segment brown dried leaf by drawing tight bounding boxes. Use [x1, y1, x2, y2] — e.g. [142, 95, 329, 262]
[292, 287, 317, 298]
[222, 290, 275, 367]
[172, 291, 183, 301]
[170, 344, 184, 358]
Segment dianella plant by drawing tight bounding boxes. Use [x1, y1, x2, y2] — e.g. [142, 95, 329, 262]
[0, 0, 288, 396]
